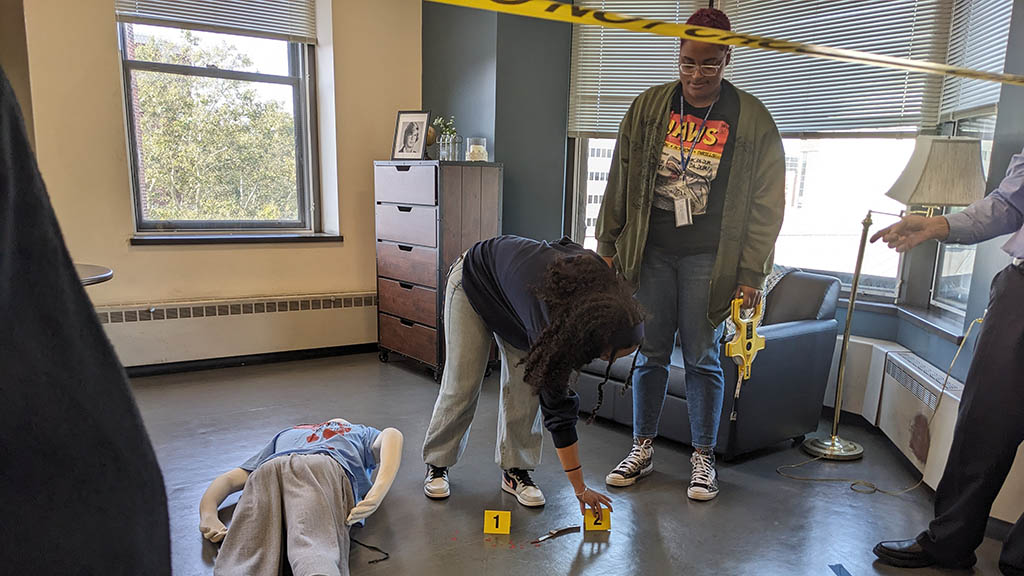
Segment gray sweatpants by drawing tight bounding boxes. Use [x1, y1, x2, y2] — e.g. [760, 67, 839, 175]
[422, 255, 545, 470]
[214, 454, 355, 576]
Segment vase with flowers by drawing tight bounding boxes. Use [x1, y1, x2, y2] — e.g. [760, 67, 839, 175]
[432, 115, 461, 161]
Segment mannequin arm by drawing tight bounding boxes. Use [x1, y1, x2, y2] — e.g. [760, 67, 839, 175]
[198, 467, 250, 542]
[346, 428, 403, 525]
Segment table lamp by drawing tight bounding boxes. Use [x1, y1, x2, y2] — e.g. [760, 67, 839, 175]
[885, 136, 986, 216]
[802, 136, 984, 461]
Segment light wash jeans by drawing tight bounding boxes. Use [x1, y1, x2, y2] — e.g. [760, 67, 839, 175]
[632, 247, 725, 450]
[422, 256, 545, 470]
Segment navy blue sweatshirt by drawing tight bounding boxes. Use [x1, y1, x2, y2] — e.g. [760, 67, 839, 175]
[461, 235, 600, 448]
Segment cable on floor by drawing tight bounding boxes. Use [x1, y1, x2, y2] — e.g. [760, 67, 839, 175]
[776, 317, 983, 496]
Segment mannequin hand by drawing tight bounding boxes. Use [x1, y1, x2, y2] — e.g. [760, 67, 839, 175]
[199, 513, 228, 543]
[575, 486, 613, 519]
[734, 285, 762, 309]
[346, 495, 382, 525]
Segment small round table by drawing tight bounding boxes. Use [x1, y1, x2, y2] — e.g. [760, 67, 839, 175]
[75, 264, 114, 286]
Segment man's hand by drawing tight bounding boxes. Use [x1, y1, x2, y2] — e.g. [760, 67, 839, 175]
[199, 513, 228, 543]
[346, 494, 382, 525]
[734, 285, 762, 309]
[869, 215, 950, 253]
[602, 256, 614, 268]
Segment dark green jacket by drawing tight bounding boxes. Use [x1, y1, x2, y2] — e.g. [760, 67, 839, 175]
[596, 80, 786, 326]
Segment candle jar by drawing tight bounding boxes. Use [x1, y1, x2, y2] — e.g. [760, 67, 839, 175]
[466, 137, 487, 162]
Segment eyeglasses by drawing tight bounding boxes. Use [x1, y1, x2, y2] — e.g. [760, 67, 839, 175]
[679, 63, 724, 76]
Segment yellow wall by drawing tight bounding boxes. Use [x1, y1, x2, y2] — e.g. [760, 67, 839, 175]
[21, 0, 421, 308]
[0, 0, 34, 146]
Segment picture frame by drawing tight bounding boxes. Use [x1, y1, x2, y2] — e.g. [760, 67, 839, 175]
[391, 110, 431, 160]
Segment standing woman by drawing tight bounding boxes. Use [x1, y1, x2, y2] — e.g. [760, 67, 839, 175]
[597, 8, 785, 501]
[422, 235, 644, 517]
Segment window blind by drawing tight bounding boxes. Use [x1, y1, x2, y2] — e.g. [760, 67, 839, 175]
[719, 0, 952, 134]
[939, 0, 1013, 121]
[114, 0, 317, 43]
[569, 1, 704, 135]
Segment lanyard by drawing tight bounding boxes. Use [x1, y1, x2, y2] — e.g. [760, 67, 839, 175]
[680, 92, 716, 176]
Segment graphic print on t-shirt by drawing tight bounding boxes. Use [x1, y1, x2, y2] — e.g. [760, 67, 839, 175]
[653, 112, 731, 216]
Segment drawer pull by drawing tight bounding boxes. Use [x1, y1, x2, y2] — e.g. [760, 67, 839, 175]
[397, 205, 413, 213]
[395, 165, 411, 172]
[399, 282, 414, 290]
[400, 319, 415, 327]
[397, 244, 413, 252]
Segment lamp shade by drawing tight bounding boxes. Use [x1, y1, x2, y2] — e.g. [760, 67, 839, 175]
[885, 136, 986, 206]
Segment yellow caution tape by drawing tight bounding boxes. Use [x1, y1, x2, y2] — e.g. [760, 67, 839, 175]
[427, 0, 1024, 87]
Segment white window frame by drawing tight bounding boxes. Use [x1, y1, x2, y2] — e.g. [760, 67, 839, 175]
[118, 23, 320, 233]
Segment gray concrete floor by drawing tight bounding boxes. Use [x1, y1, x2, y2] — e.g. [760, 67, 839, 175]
[131, 353, 1008, 576]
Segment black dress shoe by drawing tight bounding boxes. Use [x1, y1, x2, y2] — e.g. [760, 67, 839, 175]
[873, 538, 976, 569]
[873, 539, 937, 568]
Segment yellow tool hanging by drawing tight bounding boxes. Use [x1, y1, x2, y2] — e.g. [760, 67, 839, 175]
[725, 297, 765, 379]
[725, 297, 765, 422]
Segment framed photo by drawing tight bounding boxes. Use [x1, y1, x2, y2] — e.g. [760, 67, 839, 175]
[392, 110, 431, 160]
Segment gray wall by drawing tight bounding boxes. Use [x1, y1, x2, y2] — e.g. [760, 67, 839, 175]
[494, 14, 571, 241]
[422, 3, 497, 151]
[421, 4, 571, 241]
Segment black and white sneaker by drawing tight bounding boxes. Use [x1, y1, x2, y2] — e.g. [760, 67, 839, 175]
[687, 449, 719, 501]
[501, 468, 545, 507]
[424, 465, 450, 500]
[605, 437, 654, 487]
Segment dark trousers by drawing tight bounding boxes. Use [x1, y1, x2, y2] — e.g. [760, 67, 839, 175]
[918, 264, 1024, 575]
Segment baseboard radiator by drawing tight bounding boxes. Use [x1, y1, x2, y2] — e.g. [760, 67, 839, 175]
[878, 351, 963, 488]
[96, 291, 378, 367]
[877, 350, 1024, 523]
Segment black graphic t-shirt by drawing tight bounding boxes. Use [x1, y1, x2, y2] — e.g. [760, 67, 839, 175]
[647, 80, 739, 256]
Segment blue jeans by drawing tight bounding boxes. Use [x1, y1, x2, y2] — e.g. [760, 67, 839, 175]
[632, 248, 725, 450]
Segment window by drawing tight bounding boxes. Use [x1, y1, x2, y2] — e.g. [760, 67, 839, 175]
[776, 138, 914, 296]
[575, 138, 617, 251]
[720, 0, 953, 134]
[940, 0, 1014, 122]
[931, 115, 997, 312]
[569, 1, 704, 135]
[929, 0, 1012, 313]
[116, 0, 317, 233]
[567, 0, 1010, 303]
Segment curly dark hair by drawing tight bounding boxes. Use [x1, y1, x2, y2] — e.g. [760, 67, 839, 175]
[520, 254, 644, 423]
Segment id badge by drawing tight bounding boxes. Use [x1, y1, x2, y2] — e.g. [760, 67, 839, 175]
[674, 196, 693, 227]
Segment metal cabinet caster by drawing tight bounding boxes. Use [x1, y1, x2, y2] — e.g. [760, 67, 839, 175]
[378, 350, 390, 363]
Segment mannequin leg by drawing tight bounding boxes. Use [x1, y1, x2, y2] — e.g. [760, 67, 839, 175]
[214, 460, 285, 576]
[282, 454, 355, 576]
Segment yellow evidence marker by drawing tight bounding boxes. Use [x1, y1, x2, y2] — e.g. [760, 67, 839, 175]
[484, 510, 511, 535]
[584, 508, 610, 531]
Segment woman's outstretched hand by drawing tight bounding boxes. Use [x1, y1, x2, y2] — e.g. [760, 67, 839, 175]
[576, 486, 613, 519]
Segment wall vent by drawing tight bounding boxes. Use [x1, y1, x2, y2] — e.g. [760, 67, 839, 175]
[95, 292, 377, 325]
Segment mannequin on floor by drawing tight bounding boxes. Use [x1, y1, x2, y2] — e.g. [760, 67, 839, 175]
[199, 418, 403, 576]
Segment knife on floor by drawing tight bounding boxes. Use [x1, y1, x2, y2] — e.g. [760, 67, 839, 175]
[531, 525, 581, 544]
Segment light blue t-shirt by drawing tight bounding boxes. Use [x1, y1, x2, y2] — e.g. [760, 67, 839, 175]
[241, 421, 381, 504]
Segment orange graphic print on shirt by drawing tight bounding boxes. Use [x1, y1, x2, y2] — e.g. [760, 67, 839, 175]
[653, 112, 731, 215]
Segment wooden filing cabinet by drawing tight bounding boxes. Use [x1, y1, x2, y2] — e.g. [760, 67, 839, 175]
[373, 160, 503, 378]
